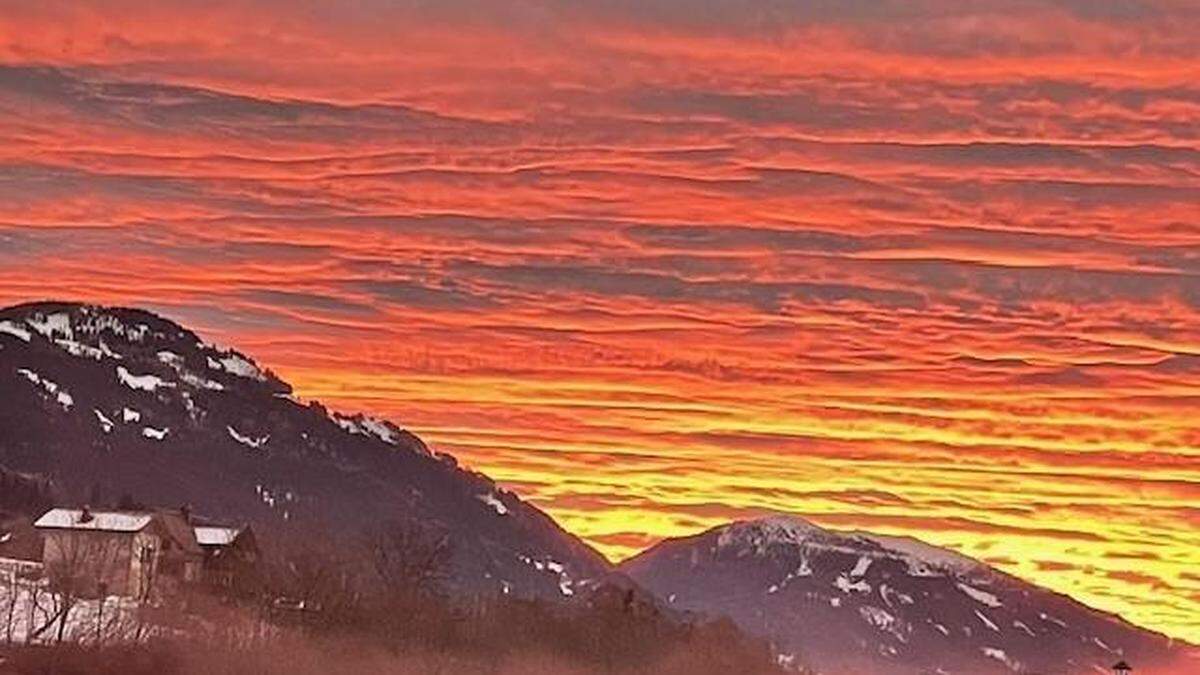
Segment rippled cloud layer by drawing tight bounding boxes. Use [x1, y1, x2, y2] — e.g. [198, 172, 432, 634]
[1, 0, 1198, 642]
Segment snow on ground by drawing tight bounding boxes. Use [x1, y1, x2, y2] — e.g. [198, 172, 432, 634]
[73, 311, 150, 343]
[0, 320, 32, 341]
[122, 407, 141, 423]
[25, 312, 71, 339]
[477, 492, 509, 515]
[850, 555, 872, 577]
[982, 647, 1017, 669]
[55, 338, 109, 360]
[879, 584, 913, 607]
[159, 351, 224, 390]
[117, 366, 173, 392]
[1037, 612, 1075, 633]
[834, 574, 871, 594]
[0, 577, 151, 645]
[957, 582, 1003, 608]
[518, 555, 574, 596]
[855, 533, 980, 577]
[256, 484, 277, 508]
[359, 417, 400, 444]
[330, 412, 413, 448]
[142, 426, 169, 440]
[976, 609, 1001, 632]
[21, 308, 150, 348]
[717, 516, 825, 554]
[255, 484, 297, 510]
[1013, 619, 1036, 637]
[210, 353, 265, 381]
[17, 368, 73, 410]
[228, 425, 269, 450]
[181, 372, 224, 390]
[859, 606, 896, 631]
[94, 409, 114, 433]
[768, 559, 814, 594]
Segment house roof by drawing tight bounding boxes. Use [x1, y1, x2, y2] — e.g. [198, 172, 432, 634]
[194, 525, 244, 546]
[34, 508, 153, 532]
[33, 509, 204, 555]
[156, 510, 204, 555]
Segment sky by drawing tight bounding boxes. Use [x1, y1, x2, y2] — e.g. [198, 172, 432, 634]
[1, 0, 1198, 643]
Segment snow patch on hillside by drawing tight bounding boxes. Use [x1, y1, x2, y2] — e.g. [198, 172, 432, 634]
[856, 533, 980, 577]
[717, 516, 826, 554]
[835, 574, 871, 594]
[17, 368, 73, 410]
[228, 425, 269, 450]
[982, 647, 1016, 670]
[25, 312, 72, 339]
[55, 338, 119, 360]
[958, 583, 1003, 608]
[142, 426, 169, 440]
[768, 559, 814, 594]
[209, 352, 265, 381]
[519, 555, 574, 596]
[117, 365, 172, 392]
[859, 605, 908, 642]
[850, 555, 872, 577]
[94, 409, 114, 433]
[331, 412, 414, 448]
[478, 492, 509, 515]
[976, 610, 1000, 632]
[157, 351, 224, 390]
[0, 320, 31, 341]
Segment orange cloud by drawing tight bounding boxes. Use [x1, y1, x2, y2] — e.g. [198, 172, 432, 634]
[1, 0, 1199, 644]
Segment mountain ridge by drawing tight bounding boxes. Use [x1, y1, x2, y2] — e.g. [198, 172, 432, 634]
[3, 301, 1195, 673]
[0, 300, 609, 600]
[621, 514, 1196, 674]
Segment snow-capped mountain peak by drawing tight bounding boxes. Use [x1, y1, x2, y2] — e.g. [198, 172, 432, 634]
[712, 516, 981, 580]
[622, 516, 1194, 675]
[716, 515, 829, 553]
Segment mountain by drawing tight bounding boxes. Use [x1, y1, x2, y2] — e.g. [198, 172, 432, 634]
[0, 301, 608, 599]
[621, 516, 1197, 675]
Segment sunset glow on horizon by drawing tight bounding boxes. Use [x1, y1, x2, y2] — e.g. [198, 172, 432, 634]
[1, 0, 1199, 643]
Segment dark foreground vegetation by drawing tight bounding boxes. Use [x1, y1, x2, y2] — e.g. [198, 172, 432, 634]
[0, 593, 788, 675]
[0, 506, 791, 675]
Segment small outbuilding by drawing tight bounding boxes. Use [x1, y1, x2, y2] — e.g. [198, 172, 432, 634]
[193, 522, 259, 591]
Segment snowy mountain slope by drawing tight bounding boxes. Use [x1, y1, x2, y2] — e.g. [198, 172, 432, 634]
[621, 516, 1196, 675]
[0, 301, 608, 599]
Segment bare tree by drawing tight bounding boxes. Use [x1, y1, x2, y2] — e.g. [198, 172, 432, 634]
[257, 538, 363, 634]
[368, 519, 451, 604]
[2, 568, 16, 644]
[33, 530, 125, 644]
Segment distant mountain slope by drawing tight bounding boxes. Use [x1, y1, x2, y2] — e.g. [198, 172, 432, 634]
[621, 516, 1196, 675]
[0, 301, 609, 599]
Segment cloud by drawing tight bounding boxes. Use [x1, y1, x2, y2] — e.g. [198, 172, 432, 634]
[351, 279, 498, 310]
[0, 0, 1198, 645]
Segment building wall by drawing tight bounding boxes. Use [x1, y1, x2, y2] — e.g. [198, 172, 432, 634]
[42, 526, 139, 593]
[130, 529, 162, 598]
